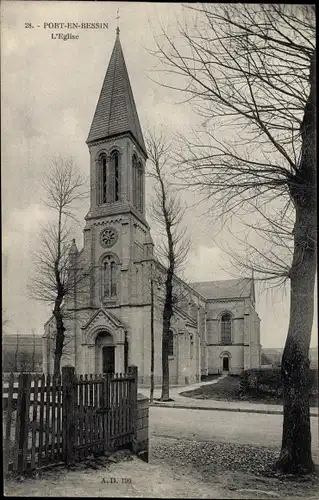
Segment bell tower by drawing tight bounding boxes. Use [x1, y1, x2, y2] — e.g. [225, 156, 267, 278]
[82, 28, 152, 310]
[85, 28, 147, 223]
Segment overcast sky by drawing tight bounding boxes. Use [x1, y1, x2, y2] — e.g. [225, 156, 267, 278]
[1, 1, 317, 348]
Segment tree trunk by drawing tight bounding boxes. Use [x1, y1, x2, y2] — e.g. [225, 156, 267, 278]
[161, 267, 174, 402]
[161, 321, 170, 401]
[277, 49, 316, 475]
[277, 208, 316, 474]
[150, 275, 155, 403]
[53, 304, 65, 376]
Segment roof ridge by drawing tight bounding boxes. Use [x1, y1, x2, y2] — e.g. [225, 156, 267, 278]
[192, 278, 252, 300]
[192, 277, 251, 284]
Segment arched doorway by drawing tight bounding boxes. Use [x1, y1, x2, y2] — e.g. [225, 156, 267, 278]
[220, 351, 231, 373]
[95, 331, 115, 375]
[222, 356, 229, 371]
[102, 346, 115, 374]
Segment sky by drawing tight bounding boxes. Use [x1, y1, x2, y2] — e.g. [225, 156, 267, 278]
[1, 1, 317, 348]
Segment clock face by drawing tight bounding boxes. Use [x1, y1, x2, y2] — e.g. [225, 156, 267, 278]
[100, 227, 118, 248]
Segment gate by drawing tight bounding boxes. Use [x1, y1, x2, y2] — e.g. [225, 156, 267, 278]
[63, 365, 138, 464]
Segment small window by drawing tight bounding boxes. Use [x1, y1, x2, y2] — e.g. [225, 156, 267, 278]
[168, 329, 174, 356]
[221, 313, 232, 344]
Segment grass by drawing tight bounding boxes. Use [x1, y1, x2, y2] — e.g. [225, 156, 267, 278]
[180, 375, 319, 407]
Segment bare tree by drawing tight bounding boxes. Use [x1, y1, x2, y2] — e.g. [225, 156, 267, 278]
[3, 353, 17, 373]
[150, 4, 316, 473]
[146, 258, 194, 402]
[30, 156, 88, 376]
[3, 335, 19, 373]
[3, 342, 32, 373]
[146, 130, 190, 401]
[15, 331, 19, 372]
[150, 262, 155, 403]
[2, 309, 11, 334]
[31, 329, 36, 372]
[2, 332, 19, 372]
[18, 351, 34, 372]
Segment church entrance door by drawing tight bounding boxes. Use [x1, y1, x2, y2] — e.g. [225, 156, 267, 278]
[103, 346, 115, 375]
[222, 356, 229, 371]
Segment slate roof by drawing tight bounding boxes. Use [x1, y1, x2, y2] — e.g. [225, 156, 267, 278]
[87, 32, 147, 156]
[191, 278, 253, 300]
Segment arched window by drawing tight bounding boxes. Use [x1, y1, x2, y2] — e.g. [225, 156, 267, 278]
[190, 334, 194, 359]
[110, 150, 119, 202]
[132, 155, 143, 212]
[97, 150, 119, 204]
[99, 154, 107, 204]
[221, 313, 232, 344]
[168, 329, 174, 356]
[102, 255, 118, 299]
[132, 154, 138, 207]
[137, 161, 143, 212]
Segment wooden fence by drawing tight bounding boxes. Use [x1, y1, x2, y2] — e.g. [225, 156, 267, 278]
[3, 365, 138, 475]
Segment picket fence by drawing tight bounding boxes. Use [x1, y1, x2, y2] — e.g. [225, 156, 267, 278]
[2, 365, 138, 475]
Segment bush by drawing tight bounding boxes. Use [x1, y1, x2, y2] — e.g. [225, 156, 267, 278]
[240, 368, 318, 397]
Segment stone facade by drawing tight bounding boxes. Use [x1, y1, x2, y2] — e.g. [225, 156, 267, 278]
[202, 297, 261, 375]
[43, 30, 261, 384]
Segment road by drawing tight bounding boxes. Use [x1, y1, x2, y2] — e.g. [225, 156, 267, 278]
[150, 407, 319, 458]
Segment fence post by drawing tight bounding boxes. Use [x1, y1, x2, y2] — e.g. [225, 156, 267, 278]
[128, 365, 138, 453]
[17, 373, 31, 471]
[62, 366, 76, 466]
[103, 374, 110, 453]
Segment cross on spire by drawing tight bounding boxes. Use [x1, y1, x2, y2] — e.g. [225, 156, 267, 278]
[116, 8, 120, 35]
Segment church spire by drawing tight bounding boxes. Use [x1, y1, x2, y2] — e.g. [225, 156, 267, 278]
[87, 28, 147, 157]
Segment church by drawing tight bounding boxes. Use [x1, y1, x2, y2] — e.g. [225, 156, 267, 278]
[43, 29, 261, 385]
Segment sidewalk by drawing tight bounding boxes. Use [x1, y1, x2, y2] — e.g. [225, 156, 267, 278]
[138, 376, 319, 417]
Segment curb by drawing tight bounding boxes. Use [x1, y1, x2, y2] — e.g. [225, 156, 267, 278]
[150, 402, 319, 417]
